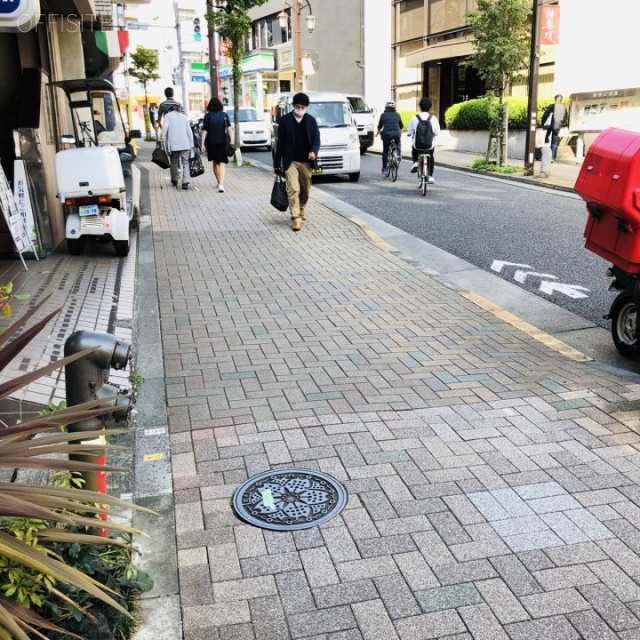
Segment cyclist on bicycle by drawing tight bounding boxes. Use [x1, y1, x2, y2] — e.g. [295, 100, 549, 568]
[375, 100, 403, 177]
[408, 97, 441, 184]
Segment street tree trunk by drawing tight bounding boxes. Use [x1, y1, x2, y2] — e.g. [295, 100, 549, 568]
[143, 85, 151, 139]
[231, 51, 243, 165]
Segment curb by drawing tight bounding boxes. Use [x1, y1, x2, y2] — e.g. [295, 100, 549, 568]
[368, 145, 577, 194]
[131, 166, 181, 640]
[436, 160, 576, 194]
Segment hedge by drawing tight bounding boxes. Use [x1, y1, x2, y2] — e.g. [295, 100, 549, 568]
[444, 96, 563, 131]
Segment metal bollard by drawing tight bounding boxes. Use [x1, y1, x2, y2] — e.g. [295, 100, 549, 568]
[539, 144, 552, 178]
[64, 330, 133, 432]
[64, 331, 133, 497]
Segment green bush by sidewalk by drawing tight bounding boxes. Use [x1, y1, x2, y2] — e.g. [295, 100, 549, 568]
[444, 96, 568, 131]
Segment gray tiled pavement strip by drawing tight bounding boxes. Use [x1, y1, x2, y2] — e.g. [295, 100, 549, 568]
[12, 139, 638, 639]
[121, 141, 640, 640]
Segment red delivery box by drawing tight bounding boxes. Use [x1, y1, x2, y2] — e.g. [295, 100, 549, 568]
[576, 128, 640, 273]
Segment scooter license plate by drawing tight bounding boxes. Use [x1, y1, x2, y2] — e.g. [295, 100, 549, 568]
[79, 204, 99, 217]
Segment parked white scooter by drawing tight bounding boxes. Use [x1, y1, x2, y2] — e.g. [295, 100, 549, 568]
[52, 79, 141, 256]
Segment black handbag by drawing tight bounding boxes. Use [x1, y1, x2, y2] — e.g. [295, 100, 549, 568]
[270, 174, 288, 212]
[189, 151, 205, 178]
[151, 142, 170, 170]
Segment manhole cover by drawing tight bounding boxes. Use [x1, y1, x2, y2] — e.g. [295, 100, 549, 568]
[232, 468, 348, 531]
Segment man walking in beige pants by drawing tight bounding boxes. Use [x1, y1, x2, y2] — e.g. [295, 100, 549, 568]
[273, 92, 321, 231]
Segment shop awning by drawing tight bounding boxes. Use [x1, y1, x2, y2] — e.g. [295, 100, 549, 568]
[405, 37, 475, 67]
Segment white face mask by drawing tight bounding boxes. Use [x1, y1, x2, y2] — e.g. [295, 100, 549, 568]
[294, 108, 306, 118]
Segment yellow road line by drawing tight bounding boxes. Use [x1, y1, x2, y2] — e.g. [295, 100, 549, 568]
[462, 291, 593, 363]
[349, 217, 398, 252]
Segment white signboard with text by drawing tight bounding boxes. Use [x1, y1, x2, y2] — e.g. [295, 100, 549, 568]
[0, 164, 33, 270]
[13, 160, 40, 255]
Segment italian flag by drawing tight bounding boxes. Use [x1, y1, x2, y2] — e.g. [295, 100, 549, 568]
[95, 30, 129, 57]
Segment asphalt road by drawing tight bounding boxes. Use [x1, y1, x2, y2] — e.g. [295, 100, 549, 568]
[248, 149, 614, 329]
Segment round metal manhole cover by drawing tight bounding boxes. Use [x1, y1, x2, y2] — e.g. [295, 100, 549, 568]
[232, 468, 348, 531]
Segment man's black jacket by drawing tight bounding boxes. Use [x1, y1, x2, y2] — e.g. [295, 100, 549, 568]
[273, 111, 321, 171]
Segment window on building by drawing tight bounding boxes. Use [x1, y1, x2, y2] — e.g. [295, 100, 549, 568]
[430, 0, 473, 34]
[252, 19, 275, 49]
[397, 0, 425, 42]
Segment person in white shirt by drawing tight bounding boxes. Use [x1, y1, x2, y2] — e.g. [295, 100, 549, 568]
[407, 97, 441, 184]
[162, 106, 194, 190]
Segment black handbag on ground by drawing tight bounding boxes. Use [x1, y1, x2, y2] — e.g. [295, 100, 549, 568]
[151, 142, 170, 170]
[189, 150, 205, 178]
[270, 174, 288, 212]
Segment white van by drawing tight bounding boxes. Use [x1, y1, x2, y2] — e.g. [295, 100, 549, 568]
[346, 95, 376, 155]
[271, 91, 361, 182]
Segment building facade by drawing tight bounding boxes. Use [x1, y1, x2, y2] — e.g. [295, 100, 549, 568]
[246, 0, 392, 119]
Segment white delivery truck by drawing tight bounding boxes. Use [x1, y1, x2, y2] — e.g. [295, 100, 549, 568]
[346, 95, 376, 155]
[271, 91, 361, 182]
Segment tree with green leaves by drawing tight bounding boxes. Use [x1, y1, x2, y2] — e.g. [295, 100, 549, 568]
[128, 46, 160, 137]
[206, 0, 268, 164]
[466, 0, 531, 164]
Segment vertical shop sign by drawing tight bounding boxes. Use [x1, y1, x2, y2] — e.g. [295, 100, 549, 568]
[13, 160, 41, 255]
[541, 4, 560, 45]
[0, 164, 34, 270]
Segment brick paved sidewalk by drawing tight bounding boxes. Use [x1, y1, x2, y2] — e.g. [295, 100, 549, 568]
[148, 161, 640, 640]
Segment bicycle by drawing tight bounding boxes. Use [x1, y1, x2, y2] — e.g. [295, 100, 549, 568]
[386, 139, 400, 182]
[416, 149, 432, 196]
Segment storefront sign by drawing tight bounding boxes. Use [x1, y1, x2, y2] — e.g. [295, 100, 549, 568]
[0, 0, 40, 32]
[217, 53, 276, 79]
[570, 87, 640, 133]
[241, 52, 275, 74]
[191, 62, 207, 83]
[301, 56, 315, 77]
[540, 5, 560, 45]
[13, 160, 40, 255]
[0, 164, 33, 270]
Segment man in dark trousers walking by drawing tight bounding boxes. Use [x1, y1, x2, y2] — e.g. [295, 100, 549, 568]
[273, 92, 321, 232]
[542, 94, 567, 161]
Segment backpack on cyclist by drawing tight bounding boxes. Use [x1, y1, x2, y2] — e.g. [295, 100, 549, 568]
[414, 114, 434, 151]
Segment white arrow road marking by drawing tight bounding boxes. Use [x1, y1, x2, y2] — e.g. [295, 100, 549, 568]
[491, 260, 533, 273]
[539, 281, 590, 299]
[513, 270, 559, 284]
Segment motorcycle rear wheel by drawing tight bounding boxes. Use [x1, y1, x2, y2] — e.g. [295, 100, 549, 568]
[610, 292, 640, 360]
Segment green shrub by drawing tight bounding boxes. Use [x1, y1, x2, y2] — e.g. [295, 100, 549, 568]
[445, 96, 567, 131]
[472, 157, 522, 174]
[445, 98, 490, 130]
[398, 111, 415, 132]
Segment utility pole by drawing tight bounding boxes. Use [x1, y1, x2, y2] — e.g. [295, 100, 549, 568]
[206, 0, 219, 99]
[173, 1, 189, 109]
[294, 0, 302, 89]
[524, 0, 541, 176]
